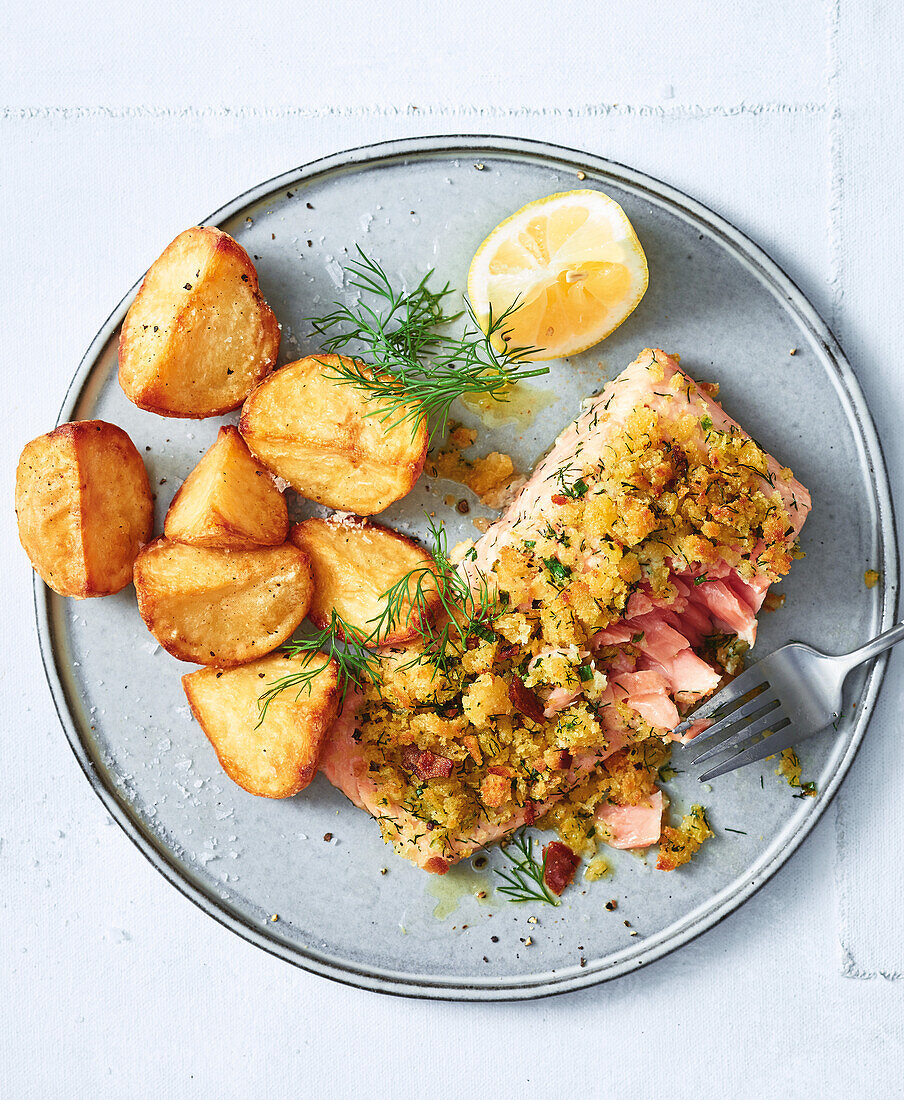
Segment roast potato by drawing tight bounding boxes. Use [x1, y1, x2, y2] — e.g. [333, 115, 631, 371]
[164, 425, 288, 549]
[239, 355, 427, 514]
[290, 517, 439, 644]
[119, 227, 279, 418]
[15, 420, 153, 597]
[133, 538, 312, 665]
[183, 652, 339, 798]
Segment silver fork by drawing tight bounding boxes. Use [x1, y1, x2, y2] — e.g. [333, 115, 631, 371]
[672, 622, 904, 781]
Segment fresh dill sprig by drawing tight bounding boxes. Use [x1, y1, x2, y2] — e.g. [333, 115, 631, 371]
[493, 830, 560, 907]
[256, 512, 497, 715]
[368, 515, 500, 678]
[310, 248, 459, 363]
[255, 611, 382, 727]
[308, 247, 549, 438]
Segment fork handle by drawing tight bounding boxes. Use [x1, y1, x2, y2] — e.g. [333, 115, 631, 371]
[839, 621, 904, 674]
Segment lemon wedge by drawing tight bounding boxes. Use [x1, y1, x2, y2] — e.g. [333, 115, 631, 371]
[467, 189, 648, 361]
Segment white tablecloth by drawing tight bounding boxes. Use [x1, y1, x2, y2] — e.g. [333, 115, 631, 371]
[2, 2, 902, 1095]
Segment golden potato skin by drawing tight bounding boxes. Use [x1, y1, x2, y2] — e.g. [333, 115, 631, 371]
[15, 420, 153, 597]
[239, 355, 427, 515]
[119, 227, 280, 418]
[164, 425, 288, 549]
[290, 517, 439, 644]
[133, 538, 312, 666]
[183, 653, 339, 798]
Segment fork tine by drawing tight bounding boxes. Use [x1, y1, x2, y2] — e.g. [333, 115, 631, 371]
[670, 664, 770, 738]
[685, 688, 778, 749]
[690, 697, 783, 765]
[692, 709, 789, 769]
[698, 721, 799, 782]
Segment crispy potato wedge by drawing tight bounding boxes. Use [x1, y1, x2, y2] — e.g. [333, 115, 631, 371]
[133, 538, 312, 665]
[15, 420, 153, 597]
[119, 227, 280, 418]
[290, 517, 439, 644]
[239, 355, 427, 514]
[164, 425, 288, 549]
[183, 652, 339, 798]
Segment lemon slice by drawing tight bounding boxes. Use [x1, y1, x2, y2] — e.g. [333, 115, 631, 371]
[467, 189, 649, 361]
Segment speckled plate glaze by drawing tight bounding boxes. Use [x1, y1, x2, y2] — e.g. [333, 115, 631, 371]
[37, 136, 897, 1000]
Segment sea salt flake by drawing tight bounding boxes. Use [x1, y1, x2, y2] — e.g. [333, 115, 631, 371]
[325, 258, 344, 288]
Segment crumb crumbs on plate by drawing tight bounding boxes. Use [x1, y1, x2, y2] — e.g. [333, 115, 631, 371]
[430, 437, 521, 508]
[585, 855, 611, 881]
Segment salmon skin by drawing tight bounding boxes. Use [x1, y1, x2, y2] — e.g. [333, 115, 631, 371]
[320, 349, 811, 873]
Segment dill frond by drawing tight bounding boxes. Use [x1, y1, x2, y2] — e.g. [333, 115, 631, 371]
[308, 247, 549, 439]
[255, 611, 382, 728]
[310, 249, 457, 367]
[256, 511, 499, 715]
[493, 830, 560, 907]
[368, 515, 500, 678]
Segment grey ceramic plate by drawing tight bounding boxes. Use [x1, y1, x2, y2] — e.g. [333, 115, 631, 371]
[37, 136, 897, 1000]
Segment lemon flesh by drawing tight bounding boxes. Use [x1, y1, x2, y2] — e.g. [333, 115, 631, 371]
[467, 189, 649, 361]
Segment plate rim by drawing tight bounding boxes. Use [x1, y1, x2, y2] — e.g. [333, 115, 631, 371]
[35, 133, 899, 1001]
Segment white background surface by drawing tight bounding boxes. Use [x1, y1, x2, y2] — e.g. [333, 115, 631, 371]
[2, 2, 903, 1096]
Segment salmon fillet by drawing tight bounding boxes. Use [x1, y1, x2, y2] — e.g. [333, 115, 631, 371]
[320, 349, 811, 873]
